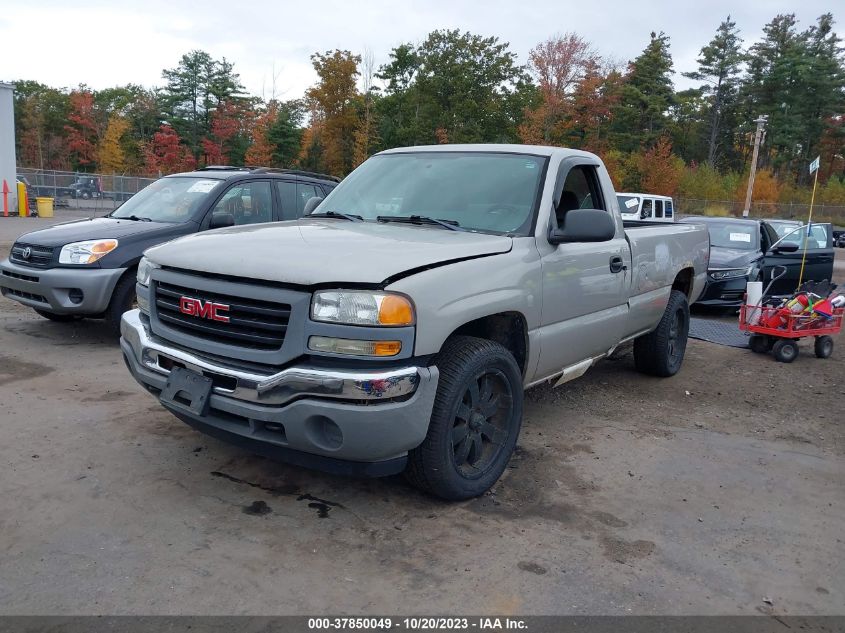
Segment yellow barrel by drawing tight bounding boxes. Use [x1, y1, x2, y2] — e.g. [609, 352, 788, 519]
[36, 197, 54, 218]
[17, 181, 28, 217]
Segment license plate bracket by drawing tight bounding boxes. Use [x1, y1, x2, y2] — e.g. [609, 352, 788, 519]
[160, 366, 213, 416]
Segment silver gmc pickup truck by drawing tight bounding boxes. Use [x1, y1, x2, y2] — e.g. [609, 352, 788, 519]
[120, 145, 709, 500]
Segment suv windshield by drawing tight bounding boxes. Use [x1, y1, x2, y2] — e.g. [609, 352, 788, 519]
[703, 221, 759, 250]
[111, 177, 222, 223]
[617, 195, 640, 214]
[315, 152, 547, 235]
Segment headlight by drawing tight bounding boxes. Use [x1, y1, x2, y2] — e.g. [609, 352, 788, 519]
[311, 290, 415, 326]
[709, 267, 751, 281]
[136, 257, 160, 287]
[58, 239, 118, 264]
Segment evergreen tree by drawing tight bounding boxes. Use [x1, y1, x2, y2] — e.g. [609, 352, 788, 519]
[610, 32, 675, 152]
[161, 50, 246, 158]
[683, 16, 744, 166]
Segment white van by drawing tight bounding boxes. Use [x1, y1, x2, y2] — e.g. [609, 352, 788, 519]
[617, 193, 676, 222]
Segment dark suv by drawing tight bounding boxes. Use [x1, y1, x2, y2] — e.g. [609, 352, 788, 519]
[0, 167, 339, 334]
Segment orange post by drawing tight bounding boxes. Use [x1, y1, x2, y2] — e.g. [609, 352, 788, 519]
[1, 179, 8, 217]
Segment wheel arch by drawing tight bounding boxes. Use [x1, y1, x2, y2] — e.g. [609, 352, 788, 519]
[443, 311, 529, 376]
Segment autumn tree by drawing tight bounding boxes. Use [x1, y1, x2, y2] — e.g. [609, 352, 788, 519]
[244, 101, 277, 166]
[201, 99, 255, 165]
[306, 50, 361, 175]
[143, 124, 196, 174]
[98, 116, 130, 173]
[65, 90, 99, 169]
[520, 33, 599, 144]
[639, 135, 683, 196]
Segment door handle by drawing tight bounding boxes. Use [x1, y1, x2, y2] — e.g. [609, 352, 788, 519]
[610, 256, 626, 273]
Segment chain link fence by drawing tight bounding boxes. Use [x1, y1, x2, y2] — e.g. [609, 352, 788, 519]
[16, 168, 157, 211]
[677, 198, 845, 227]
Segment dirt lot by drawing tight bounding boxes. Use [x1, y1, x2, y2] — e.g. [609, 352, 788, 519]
[0, 213, 842, 615]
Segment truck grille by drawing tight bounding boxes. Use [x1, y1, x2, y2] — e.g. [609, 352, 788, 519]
[10, 243, 55, 268]
[153, 281, 291, 350]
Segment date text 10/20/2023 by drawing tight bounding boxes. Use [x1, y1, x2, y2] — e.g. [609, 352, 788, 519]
[307, 618, 528, 630]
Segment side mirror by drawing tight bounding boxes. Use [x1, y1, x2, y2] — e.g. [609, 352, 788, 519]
[771, 242, 799, 254]
[549, 208, 616, 244]
[209, 213, 235, 229]
[303, 196, 324, 215]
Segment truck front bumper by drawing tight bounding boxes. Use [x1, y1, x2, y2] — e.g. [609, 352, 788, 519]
[120, 310, 439, 477]
[0, 258, 126, 315]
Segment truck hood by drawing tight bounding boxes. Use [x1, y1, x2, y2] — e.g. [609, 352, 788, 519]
[708, 246, 760, 270]
[16, 217, 185, 247]
[144, 218, 514, 285]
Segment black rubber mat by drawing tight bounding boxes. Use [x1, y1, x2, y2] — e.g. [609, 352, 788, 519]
[689, 317, 749, 348]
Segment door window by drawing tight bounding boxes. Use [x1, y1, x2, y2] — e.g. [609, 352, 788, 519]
[654, 200, 664, 218]
[274, 181, 298, 220]
[665, 200, 673, 217]
[210, 181, 273, 226]
[555, 165, 605, 227]
[296, 183, 322, 216]
[641, 199, 653, 219]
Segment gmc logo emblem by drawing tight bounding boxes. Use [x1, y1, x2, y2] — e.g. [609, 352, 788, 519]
[179, 296, 230, 323]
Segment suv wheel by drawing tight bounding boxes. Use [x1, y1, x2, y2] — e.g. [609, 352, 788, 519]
[104, 273, 137, 336]
[405, 336, 523, 500]
[634, 289, 690, 377]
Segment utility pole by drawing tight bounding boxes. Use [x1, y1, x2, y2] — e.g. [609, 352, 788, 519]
[742, 115, 768, 217]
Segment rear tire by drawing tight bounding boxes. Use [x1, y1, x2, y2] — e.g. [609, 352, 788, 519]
[773, 339, 799, 363]
[34, 309, 80, 322]
[814, 335, 834, 359]
[749, 334, 774, 354]
[634, 289, 690, 377]
[104, 273, 137, 337]
[405, 336, 523, 501]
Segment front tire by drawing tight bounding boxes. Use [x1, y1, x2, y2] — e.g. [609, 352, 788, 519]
[773, 339, 799, 363]
[405, 336, 523, 501]
[104, 273, 137, 336]
[634, 289, 690, 377]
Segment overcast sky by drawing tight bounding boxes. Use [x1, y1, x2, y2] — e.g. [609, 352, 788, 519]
[0, 0, 837, 99]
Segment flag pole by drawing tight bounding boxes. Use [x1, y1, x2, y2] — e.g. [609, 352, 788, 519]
[797, 164, 819, 290]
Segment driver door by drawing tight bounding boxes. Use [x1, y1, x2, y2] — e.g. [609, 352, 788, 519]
[535, 161, 629, 380]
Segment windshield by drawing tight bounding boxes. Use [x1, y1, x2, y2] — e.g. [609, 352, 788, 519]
[110, 177, 222, 223]
[617, 195, 640, 214]
[704, 221, 759, 250]
[315, 152, 547, 235]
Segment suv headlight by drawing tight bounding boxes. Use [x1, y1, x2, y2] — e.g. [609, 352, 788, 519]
[58, 239, 118, 264]
[311, 290, 415, 326]
[136, 257, 160, 287]
[709, 267, 752, 281]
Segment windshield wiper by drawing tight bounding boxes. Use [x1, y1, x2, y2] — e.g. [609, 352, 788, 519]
[121, 214, 152, 222]
[310, 211, 362, 222]
[377, 215, 465, 231]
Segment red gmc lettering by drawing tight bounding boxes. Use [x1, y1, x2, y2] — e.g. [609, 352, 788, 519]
[179, 296, 230, 323]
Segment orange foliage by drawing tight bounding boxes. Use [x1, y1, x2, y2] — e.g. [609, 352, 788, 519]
[639, 136, 683, 196]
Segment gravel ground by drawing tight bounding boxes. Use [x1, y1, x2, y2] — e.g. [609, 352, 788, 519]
[0, 212, 842, 616]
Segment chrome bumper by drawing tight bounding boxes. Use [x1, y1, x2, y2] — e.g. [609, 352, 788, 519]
[120, 309, 422, 406]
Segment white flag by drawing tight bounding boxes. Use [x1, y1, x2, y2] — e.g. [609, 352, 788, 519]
[809, 156, 820, 174]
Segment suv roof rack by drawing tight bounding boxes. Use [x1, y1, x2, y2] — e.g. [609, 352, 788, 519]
[198, 165, 252, 172]
[248, 167, 341, 182]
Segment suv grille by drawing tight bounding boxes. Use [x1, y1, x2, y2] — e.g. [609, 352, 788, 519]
[153, 281, 291, 350]
[10, 243, 55, 268]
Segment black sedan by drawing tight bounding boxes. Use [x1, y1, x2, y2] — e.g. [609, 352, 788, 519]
[680, 216, 835, 307]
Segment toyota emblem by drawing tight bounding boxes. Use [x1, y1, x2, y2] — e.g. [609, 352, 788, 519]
[21, 247, 31, 259]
